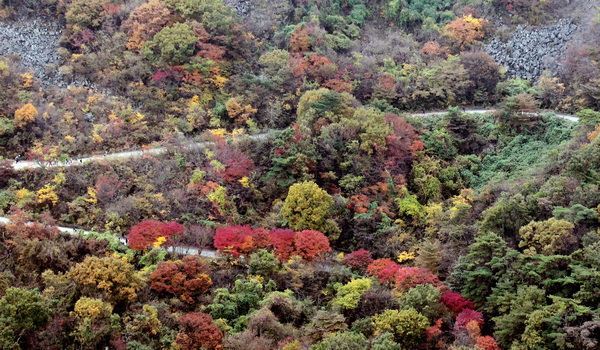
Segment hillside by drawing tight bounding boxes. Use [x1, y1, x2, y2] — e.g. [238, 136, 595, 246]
[0, 1, 599, 350]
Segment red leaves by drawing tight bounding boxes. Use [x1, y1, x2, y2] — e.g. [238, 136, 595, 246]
[454, 308, 484, 331]
[213, 225, 268, 257]
[293, 230, 331, 261]
[367, 259, 401, 284]
[395, 266, 442, 292]
[441, 291, 476, 314]
[268, 228, 296, 261]
[343, 249, 373, 270]
[127, 220, 184, 250]
[213, 226, 331, 261]
[150, 256, 212, 304]
[210, 138, 255, 182]
[176, 312, 223, 350]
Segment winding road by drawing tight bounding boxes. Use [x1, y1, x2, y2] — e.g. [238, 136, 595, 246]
[1, 108, 580, 257]
[8, 109, 579, 171]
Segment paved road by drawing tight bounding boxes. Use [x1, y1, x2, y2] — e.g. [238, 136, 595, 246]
[0, 216, 218, 258]
[0, 108, 579, 256]
[8, 109, 579, 171]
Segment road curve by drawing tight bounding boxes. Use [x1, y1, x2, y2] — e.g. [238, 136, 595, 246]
[8, 109, 578, 171]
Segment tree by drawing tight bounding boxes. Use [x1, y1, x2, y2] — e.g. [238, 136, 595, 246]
[143, 22, 198, 65]
[296, 88, 356, 133]
[448, 233, 509, 306]
[213, 225, 269, 257]
[176, 312, 223, 350]
[0, 288, 49, 349]
[123, 0, 172, 51]
[13, 103, 38, 127]
[367, 259, 400, 284]
[395, 267, 441, 292]
[518, 218, 575, 255]
[443, 15, 486, 49]
[372, 309, 429, 348]
[67, 256, 144, 303]
[460, 51, 501, 103]
[333, 278, 372, 310]
[397, 284, 443, 321]
[293, 230, 331, 261]
[164, 0, 234, 34]
[150, 256, 212, 304]
[208, 277, 271, 323]
[281, 181, 337, 237]
[128, 220, 185, 250]
[343, 249, 373, 271]
[311, 331, 369, 350]
[268, 228, 296, 261]
[65, 0, 108, 28]
[248, 249, 280, 276]
[441, 291, 475, 314]
[71, 297, 115, 349]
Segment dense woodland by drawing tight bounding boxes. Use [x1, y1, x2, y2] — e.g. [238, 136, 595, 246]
[0, 0, 599, 349]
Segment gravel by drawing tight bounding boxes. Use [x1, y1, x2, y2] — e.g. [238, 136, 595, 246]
[485, 19, 578, 80]
[0, 16, 63, 86]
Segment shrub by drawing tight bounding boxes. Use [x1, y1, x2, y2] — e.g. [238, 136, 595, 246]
[372, 309, 429, 347]
[367, 259, 400, 284]
[293, 230, 331, 261]
[128, 220, 185, 250]
[281, 181, 335, 236]
[333, 278, 373, 310]
[176, 312, 223, 350]
[14, 103, 38, 127]
[143, 22, 198, 64]
[150, 256, 212, 303]
[343, 249, 373, 271]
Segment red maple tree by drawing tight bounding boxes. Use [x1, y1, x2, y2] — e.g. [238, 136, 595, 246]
[176, 312, 223, 350]
[127, 220, 184, 250]
[150, 256, 213, 304]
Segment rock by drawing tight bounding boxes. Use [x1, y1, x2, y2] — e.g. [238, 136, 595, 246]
[485, 19, 578, 80]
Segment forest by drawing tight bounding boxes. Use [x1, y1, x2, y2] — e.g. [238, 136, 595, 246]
[0, 0, 599, 349]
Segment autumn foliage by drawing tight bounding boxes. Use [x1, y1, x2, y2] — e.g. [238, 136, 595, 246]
[176, 312, 223, 350]
[343, 249, 373, 271]
[150, 256, 213, 304]
[214, 226, 331, 261]
[441, 291, 475, 314]
[128, 220, 185, 250]
[367, 259, 401, 284]
[395, 266, 442, 292]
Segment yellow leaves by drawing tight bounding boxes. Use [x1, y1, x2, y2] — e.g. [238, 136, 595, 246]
[64, 135, 76, 144]
[91, 124, 105, 144]
[239, 176, 251, 188]
[152, 236, 167, 248]
[209, 128, 227, 137]
[62, 111, 76, 126]
[225, 97, 257, 125]
[212, 75, 228, 89]
[15, 188, 35, 207]
[397, 251, 416, 263]
[36, 184, 59, 206]
[52, 172, 67, 186]
[587, 124, 600, 141]
[84, 187, 98, 205]
[128, 112, 145, 124]
[0, 59, 8, 76]
[20, 73, 34, 88]
[442, 14, 486, 49]
[14, 103, 38, 127]
[73, 297, 113, 320]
